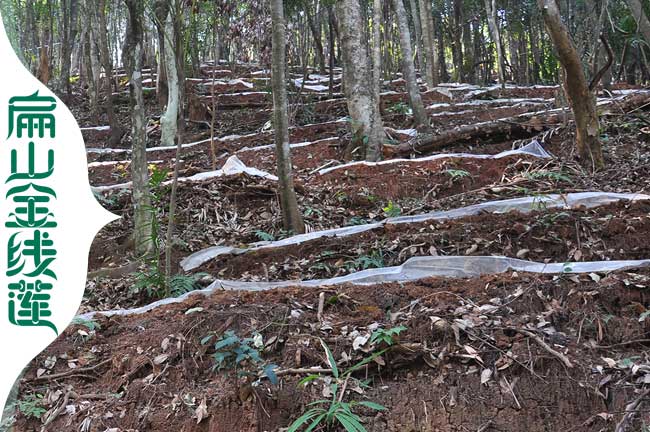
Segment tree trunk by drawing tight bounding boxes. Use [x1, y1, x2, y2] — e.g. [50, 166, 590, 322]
[418, 0, 438, 87]
[159, 1, 180, 148]
[625, 0, 650, 44]
[408, 0, 425, 74]
[154, 1, 170, 108]
[123, 0, 152, 256]
[82, 0, 100, 123]
[306, 2, 326, 73]
[393, 0, 429, 129]
[372, 0, 382, 116]
[270, 0, 305, 234]
[59, 0, 79, 98]
[335, 0, 385, 161]
[94, 0, 123, 145]
[37, 27, 50, 85]
[538, 0, 604, 170]
[485, 0, 507, 87]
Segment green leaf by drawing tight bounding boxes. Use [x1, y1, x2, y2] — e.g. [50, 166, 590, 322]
[200, 334, 214, 345]
[287, 408, 324, 432]
[298, 374, 321, 387]
[320, 339, 339, 379]
[263, 364, 279, 385]
[304, 412, 328, 432]
[345, 348, 388, 375]
[335, 412, 367, 432]
[214, 334, 239, 350]
[356, 401, 386, 411]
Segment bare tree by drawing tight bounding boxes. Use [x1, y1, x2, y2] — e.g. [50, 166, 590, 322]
[123, 0, 152, 256]
[270, 0, 305, 234]
[336, 0, 385, 161]
[393, 0, 429, 129]
[538, 0, 604, 170]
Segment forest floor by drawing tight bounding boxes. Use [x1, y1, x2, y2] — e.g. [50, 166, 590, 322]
[7, 64, 650, 431]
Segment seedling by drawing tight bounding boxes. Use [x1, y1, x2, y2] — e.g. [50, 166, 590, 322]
[16, 394, 46, 420]
[370, 326, 407, 346]
[288, 340, 387, 432]
[525, 170, 573, 184]
[255, 230, 275, 242]
[346, 250, 384, 272]
[168, 273, 209, 296]
[445, 169, 471, 181]
[387, 101, 411, 115]
[201, 330, 278, 384]
[382, 201, 401, 218]
[71, 317, 100, 332]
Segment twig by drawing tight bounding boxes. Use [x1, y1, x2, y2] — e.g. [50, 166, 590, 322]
[42, 390, 113, 429]
[29, 359, 112, 382]
[317, 292, 325, 323]
[593, 339, 650, 349]
[477, 420, 494, 432]
[515, 329, 573, 368]
[274, 367, 332, 377]
[614, 388, 650, 432]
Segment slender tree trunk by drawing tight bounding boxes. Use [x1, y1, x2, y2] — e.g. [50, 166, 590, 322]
[306, 2, 326, 73]
[372, 0, 382, 114]
[408, 0, 425, 74]
[328, 5, 336, 96]
[418, 0, 438, 87]
[123, 0, 152, 256]
[154, 1, 170, 108]
[37, 26, 50, 85]
[393, 0, 429, 129]
[270, 0, 305, 234]
[336, 0, 385, 161]
[539, 0, 604, 170]
[59, 0, 78, 98]
[159, 1, 180, 148]
[485, 0, 507, 87]
[437, 14, 449, 82]
[94, 0, 123, 145]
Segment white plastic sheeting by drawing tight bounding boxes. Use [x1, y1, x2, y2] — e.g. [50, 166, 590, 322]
[181, 191, 650, 271]
[318, 140, 551, 175]
[92, 156, 277, 192]
[80, 256, 650, 319]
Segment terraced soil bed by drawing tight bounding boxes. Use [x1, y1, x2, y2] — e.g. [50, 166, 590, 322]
[196, 200, 650, 282]
[14, 270, 650, 431]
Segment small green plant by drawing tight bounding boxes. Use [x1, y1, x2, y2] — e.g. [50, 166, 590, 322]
[346, 250, 385, 272]
[288, 340, 386, 432]
[255, 230, 275, 242]
[71, 317, 100, 332]
[382, 201, 401, 218]
[387, 101, 411, 115]
[370, 326, 407, 346]
[303, 206, 323, 218]
[201, 330, 278, 384]
[169, 272, 209, 296]
[525, 170, 573, 184]
[133, 165, 171, 298]
[349, 216, 369, 225]
[16, 394, 46, 420]
[445, 169, 471, 181]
